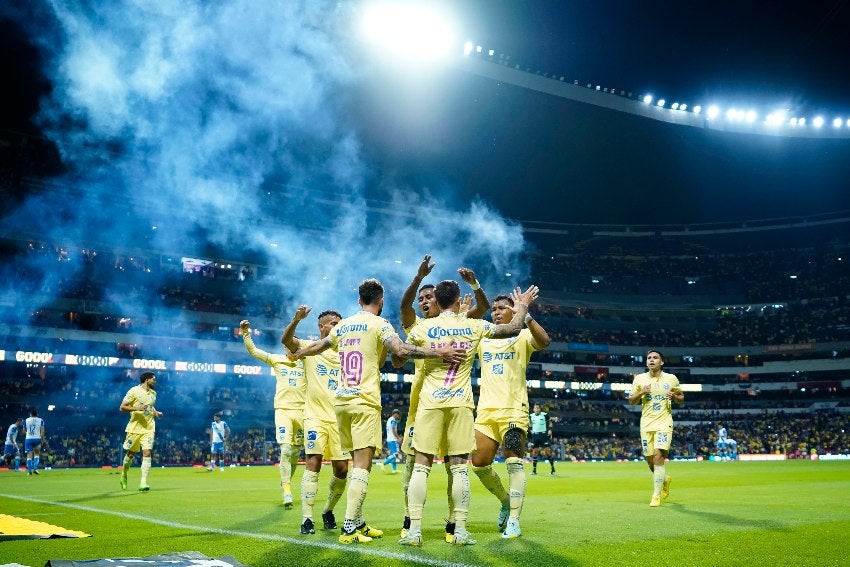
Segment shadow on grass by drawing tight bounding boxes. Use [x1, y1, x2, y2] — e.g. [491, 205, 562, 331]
[667, 502, 787, 531]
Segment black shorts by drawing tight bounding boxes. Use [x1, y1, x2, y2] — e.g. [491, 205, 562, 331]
[530, 432, 550, 449]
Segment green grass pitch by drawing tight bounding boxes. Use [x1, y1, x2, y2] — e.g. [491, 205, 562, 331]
[2, 460, 849, 566]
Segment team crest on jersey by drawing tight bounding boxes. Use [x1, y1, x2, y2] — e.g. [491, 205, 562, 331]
[327, 379, 338, 391]
[289, 378, 298, 387]
[493, 363, 504, 375]
[316, 364, 328, 376]
[307, 430, 317, 441]
[278, 426, 286, 435]
[307, 441, 315, 450]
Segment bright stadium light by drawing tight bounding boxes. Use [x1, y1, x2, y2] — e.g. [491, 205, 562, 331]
[360, 2, 459, 61]
[643, 95, 653, 104]
[726, 108, 737, 121]
[707, 105, 720, 119]
[680, 104, 687, 111]
[463, 41, 473, 55]
[657, 99, 665, 107]
[799, 117, 807, 126]
[847, 118, 850, 127]
[813, 116, 824, 128]
[671, 102, 679, 110]
[745, 110, 757, 123]
[693, 105, 702, 114]
[834, 117, 843, 128]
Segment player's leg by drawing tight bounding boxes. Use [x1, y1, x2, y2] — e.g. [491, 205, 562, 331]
[339, 406, 381, 544]
[139, 433, 154, 490]
[300, 453, 322, 535]
[274, 409, 296, 507]
[323, 458, 348, 529]
[471, 428, 510, 529]
[445, 407, 476, 546]
[120, 435, 137, 490]
[502, 426, 527, 538]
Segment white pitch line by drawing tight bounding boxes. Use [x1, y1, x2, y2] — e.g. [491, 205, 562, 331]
[0, 494, 479, 567]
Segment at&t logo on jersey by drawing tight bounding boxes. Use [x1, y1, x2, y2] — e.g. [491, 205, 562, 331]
[281, 368, 288, 376]
[317, 364, 328, 376]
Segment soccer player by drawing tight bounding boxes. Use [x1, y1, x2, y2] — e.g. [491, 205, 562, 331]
[4, 417, 22, 471]
[628, 349, 684, 507]
[529, 403, 559, 476]
[398, 281, 538, 547]
[281, 306, 350, 536]
[24, 409, 45, 475]
[241, 319, 306, 509]
[381, 409, 402, 473]
[472, 293, 550, 539]
[395, 255, 490, 542]
[716, 423, 728, 460]
[119, 372, 163, 491]
[208, 413, 230, 471]
[290, 278, 466, 545]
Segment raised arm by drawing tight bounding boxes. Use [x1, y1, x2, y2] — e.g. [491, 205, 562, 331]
[525, 313, 551, 350]
[490, 285, 539, 339]
[281, 305, 312, 353]
[240, 320, 274, 363]
[400, 255, 436, 329]
[385, 335, 466, 364]
[458, 267, 490, 319]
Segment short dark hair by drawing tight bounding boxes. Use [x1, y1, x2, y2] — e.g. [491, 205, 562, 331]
[318, 310, 342, 320]
[646, 350, 665, 362]
[140, 371, 156, 384]
[418, 284, 435, 294]
[434, 280, 460, 309]
[359, 279, 384, 306]
[29, 409, 37, 417]
[492, 294, 514, 306]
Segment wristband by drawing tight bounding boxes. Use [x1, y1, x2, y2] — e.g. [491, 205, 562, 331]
[524, 313, 532, 324]
[469, 281, 481, 291]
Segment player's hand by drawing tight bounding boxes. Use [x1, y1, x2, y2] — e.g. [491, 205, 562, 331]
[457, 267, 478, 287]
[416, 254, 435, 279]
[459, 293, 473, 312]
[288, 349, 304, 361]
[436, 343, 467, 365]
[511, 285, 539, 308]
[240, 320, 250, 332]
[294, 305, 312, 321]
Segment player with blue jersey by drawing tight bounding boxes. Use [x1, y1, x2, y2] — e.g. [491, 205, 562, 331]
[381, 409, 402, 473]
[397, 280, 538, 547]
[628, 350, 684, 507]
[241, 319, 306, 509]
[24, 409, 45, 475]
[119, 372, 162, 491]
[716, 423, 728, 460]
[4, 418, 23, 471]
[291, 278, 466, 545]
[473, 293, 550, 539]
[208, 413, 230, 471]
[282, 305, 351, 536]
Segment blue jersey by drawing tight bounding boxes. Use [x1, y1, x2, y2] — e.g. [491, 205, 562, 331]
[24, 417, 44, 440]
[386, 415, 399, 441]
[5, 423, 19, 445]
[211, 420, 229, 443]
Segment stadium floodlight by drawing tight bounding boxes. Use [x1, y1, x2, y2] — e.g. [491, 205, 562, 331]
[847, 119, 850, 128]
[790, 117, 798, 125]
[726, 108, 737, 121]
[833, 117, 843, 128]
[671, 102, 679, 110]
[745, 110, 757, 123]
[360, 2, 459, 61]
[463, 41, 473, 55]
[813, 116, 825, 128]
[707, 105, 720, 119]
[488, 49, 494, 56]
[657, 99, 665, 107]
[680, 103, 687, 111]
[476, 45, 483, 53]
[643, 95, 653, 104]
[799, 117, 807, 126]
[693, 105, 702, 114]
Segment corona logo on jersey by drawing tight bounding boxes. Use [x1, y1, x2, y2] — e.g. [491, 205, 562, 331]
[337, 323, 368, 335]
[426, 327, 473, 339]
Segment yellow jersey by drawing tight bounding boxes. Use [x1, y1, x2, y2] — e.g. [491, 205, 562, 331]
[122, 385, 157, 435]
[326, 311, 399, 410]
[296, 337, 341, 423]
[406, 310, 495, 410]
[477, 328, 538, 412]
[242, 331, 305, 410]
[631, 371, 680, 431]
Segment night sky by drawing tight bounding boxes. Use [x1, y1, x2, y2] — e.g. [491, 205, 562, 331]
[3, 1, 850, 229]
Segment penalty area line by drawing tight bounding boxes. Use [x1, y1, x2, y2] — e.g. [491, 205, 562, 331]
[0, 493, 478, 567]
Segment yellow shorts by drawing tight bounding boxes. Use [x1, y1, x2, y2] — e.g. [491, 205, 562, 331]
[275, 408, 305, 446]
[474, 408, 530, 445]
[335, 404, 381, 452]
[412, 406, 475, 457]
[304, 417, 350, 461]
[123, 431, 154, 453]
[641, 429, 673, 456]
[403, 416, 448, 457]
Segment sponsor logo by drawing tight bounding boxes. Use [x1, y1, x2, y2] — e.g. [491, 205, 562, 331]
[307, 430, 317, 441]
[316, 364, 328, 376]
[431, 387, 465, 399]
[307, 441, 315, 450]
[278, 427, 286, 435]
[335, 388, 361, 397]
[426, 327, 473, 339]
[337, 323, 368, 334]
[327, 379, 338, 391]
[288, 378, 298, 387]
[493, 363, 504, 375]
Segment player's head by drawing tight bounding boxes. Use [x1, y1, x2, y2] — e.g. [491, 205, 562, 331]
[359, 278, 384, 314]
[15, 417, 22, 425]
[140, 371, 156, 387]
[213, 413, 222, 421]
[317, 310, 342, 338]
[490, 294, 515, 324]
[646, 350, 665, 370]
[391, 408, 400, 418]
[533, 403, 541, 413]
[417, 284, 438, 318]
[434, 280, 461, 309]
[29, 408, 38, 417]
